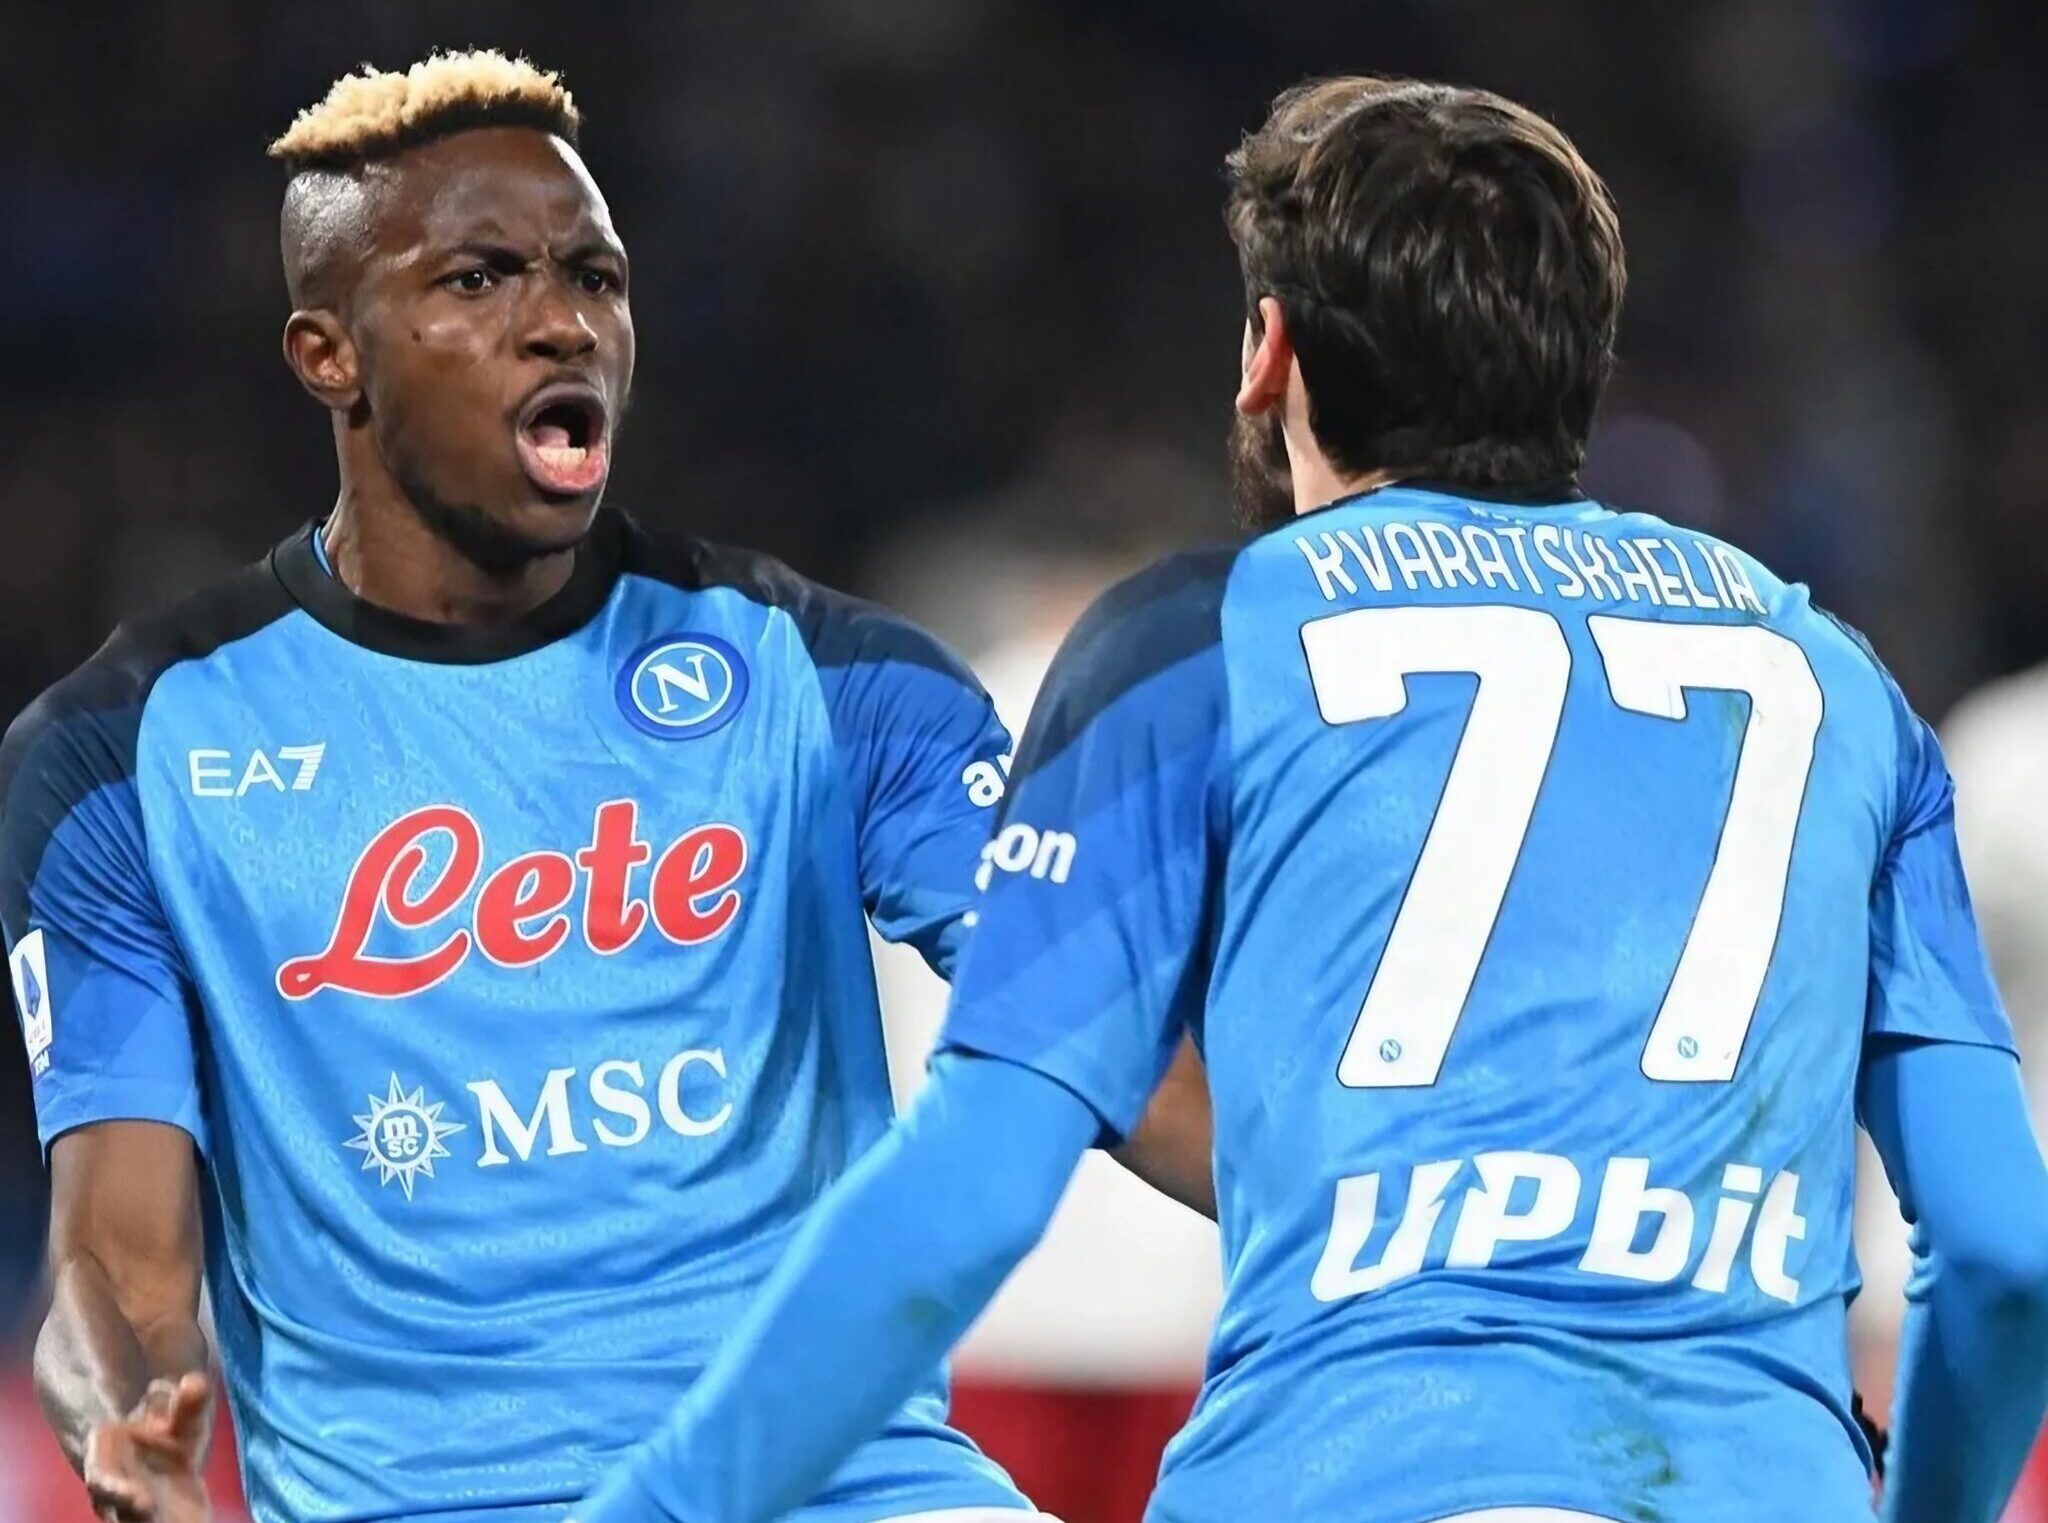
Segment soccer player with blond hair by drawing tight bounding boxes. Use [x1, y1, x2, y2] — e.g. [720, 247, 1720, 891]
[2, 49, 1203, 1523]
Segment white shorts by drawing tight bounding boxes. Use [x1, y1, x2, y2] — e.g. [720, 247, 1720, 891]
[884, 1513, 1063, 1523]
[1434, 1512, 1624, 1523]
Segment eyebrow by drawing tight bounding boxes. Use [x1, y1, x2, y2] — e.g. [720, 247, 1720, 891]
[555, 237, 628, 266]
[432, 235, 625, 268]
[440, 239, 527, 262]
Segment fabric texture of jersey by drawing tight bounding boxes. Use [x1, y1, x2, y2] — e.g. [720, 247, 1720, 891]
[942, 483, 2013, 1523]
[0, 509, 1026, 1523]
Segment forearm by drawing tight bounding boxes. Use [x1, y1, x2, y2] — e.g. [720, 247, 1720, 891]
[37, 1121, 210, 1473]
[35, 1251, 209, 1468]
[1862, 1041, 2048, 1523]
[1884, 1261, 2048, 1523]
[579, 1053, 1098, 1523]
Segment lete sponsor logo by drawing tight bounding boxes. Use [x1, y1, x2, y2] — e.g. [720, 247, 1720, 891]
[277, 799, 748, 1001]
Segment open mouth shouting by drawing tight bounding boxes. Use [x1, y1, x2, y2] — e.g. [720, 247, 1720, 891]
[514, 382, 610, 497]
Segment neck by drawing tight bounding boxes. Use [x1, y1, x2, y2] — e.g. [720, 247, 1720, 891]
[1277, 395, 1403, 516]
[322, 482, 577, 626]
[1292, 462, 1404, 517]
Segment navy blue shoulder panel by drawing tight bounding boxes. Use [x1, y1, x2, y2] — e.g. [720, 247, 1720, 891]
[0, 553, 295, 928]
[1016, 545, 1239, 775]
[616, 518, 977, 685]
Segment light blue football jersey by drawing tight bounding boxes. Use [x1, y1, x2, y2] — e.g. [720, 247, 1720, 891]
[0, 510, 1029, 1523]
[942, 481, 2014, 1523]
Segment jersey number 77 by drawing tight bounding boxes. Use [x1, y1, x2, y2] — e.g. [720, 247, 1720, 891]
[1300, 606, 1822, 1089]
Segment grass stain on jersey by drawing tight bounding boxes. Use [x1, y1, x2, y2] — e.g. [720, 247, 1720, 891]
[1587, 1416, 1681, 1523]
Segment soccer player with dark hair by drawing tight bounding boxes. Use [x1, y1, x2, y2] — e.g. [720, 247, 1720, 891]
[0, 49, 1206, 1523]
[578, 77, 2048, 1523]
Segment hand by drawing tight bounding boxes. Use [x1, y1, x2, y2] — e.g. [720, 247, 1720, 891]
[82, 1372, 214, 1523]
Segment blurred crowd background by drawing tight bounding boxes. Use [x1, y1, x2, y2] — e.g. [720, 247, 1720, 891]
[4, 0, 2046, 1518]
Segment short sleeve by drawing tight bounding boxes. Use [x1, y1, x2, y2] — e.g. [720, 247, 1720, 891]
[811, 608, 1013, 979]
[1, 691, 206, 1154]
[1865, 711, 2015, 1055]
[939, 550, 1235, 1141]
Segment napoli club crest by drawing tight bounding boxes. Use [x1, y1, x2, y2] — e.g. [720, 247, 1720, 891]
[617, 635, 749, 740]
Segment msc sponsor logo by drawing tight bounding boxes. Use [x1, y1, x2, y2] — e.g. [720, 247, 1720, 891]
[1311, 1149, 1808, 1305]
[277, 799, 748, 1001]
[189, 743, 326, 797]
[618, 635, 749, 740]
[468, 1048, 733, 1167]
[344, 1052, 735, 1197]
[346, 1075, 466, 1199]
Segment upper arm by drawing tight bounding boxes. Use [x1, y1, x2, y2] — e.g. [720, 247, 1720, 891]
[1111, 1036, 1217, 1218]
[941, 550, 1234, 1143]
[812, 605, 1012, 978]
[1865, 712, 2015, 1055]
[2, 693, 207, 1155]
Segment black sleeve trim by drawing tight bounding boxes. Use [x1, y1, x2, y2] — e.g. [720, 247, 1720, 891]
[615, 516, 980, 684]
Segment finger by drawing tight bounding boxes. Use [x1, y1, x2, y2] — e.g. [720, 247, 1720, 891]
[85, 1440, 156, 1519]
[138, 1378, 179, 1429]
[165, 1371, 213, 1453]
[87, 1475, 155, 1523]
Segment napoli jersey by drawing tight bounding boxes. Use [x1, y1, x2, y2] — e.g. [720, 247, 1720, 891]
[943, 482, 2014, 1523]
[0, 510, 1028, 1523]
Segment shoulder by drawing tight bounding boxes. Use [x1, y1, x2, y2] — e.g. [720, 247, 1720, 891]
[2, 553, 291, 907]
[1024, 546, 1240, 764]
[1044, 546, 1240, 708]
[2, 554, 292, 805]
[615, 515, 976, 684]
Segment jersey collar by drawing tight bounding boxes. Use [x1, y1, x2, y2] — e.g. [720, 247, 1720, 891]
[1315, 476, 1588, 514]
[271, 509, 626, 664]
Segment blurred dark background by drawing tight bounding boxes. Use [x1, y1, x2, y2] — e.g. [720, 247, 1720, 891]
[3, 0, 2045, 1511]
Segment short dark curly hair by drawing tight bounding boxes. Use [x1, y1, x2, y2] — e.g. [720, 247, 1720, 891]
[1226, 76, 1626, 488]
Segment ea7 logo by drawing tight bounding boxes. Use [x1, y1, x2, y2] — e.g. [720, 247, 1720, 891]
[189, 744, 326, 797]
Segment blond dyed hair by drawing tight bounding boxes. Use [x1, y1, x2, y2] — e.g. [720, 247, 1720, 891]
[269, 48, 579, 172]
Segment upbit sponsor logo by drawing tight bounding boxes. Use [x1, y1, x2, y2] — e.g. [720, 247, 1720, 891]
[1311, 1150, 1808, 1304]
